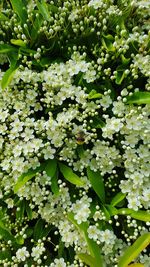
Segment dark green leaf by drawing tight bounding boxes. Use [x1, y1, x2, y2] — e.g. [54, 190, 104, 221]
[33, 218, 44, 241]
[59, 163, 85, 186]
[30, 15, 43, 46]
[118, 233, 150, 267]
[0, 250, 11, 260]
[126, 92, 150, 105]
[0, 220, 16, 244]
[45, 159, 57, 178]
[0, 44, 17, 54]
[87, 167, 105, 203]
[25, 202, 33, 220]
[16, 200, 25, 221]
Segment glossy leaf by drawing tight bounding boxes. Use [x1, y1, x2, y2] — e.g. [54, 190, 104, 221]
[1, 63, 18, 90]
[16, 200, 25, 221]
[37, 0, 50, 21]
[45, 159, 59, 195]
[115, 71, 125, 85]
[68, 212, 103, 267]
[102, 34, 115, 52]
[0, 220, 16, 244]
[0, 44, 17, 54]
[45, 159, 57, 178]
[25, 202, 33, 220]
[59, 163, 85, 186]
[10, 0, 27, 24]
[11, 39, 26, 47]
[126, 92, 150, 105]
[78, 253, 96, 267]
[33, 218, 52, 241]
[14, 164, 46, 193]
[88, 89, 103, 99]
[118, 233, 150, 267]
[130, 210, 150, 222]
[111, 192, 126, 207]
[87, 167, 105, 203]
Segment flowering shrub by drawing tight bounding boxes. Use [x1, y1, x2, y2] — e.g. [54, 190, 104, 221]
[0, 0, 150, 266]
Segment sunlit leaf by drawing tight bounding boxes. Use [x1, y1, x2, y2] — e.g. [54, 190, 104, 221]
[130, 210, 150, 222]
[126, 92, 150, 105]
[0, 12, 9, 20]
[88, 89, 103, 99]
[59, 163, 85, 186]
[111, 192, 126, 207]
[87, 167, 105, 203]
[118, 233, 150, 267]
[1, 63, 18, 90]
[11, 39, 26, 47]
[14, 163, 46, 193]
[78, 253, 96, 267]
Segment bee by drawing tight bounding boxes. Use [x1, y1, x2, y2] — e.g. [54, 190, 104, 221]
[76, 131, 85, 145]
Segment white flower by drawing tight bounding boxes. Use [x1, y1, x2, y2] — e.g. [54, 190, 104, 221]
[16, 247, 29, 262]
[50, 258, 67, 267]
[88, 225, 100, 241]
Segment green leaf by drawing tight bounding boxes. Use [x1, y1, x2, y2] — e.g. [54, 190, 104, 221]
[126, 92, 150, 105]
[118, 233, 150, 267]
[0, 44, 17, 54]
[111, 192, 126, 207]
[130, 210, 150, 222]
[45, 159, 57, 178]
[115, 70, 125, 85]
[68, 212, 103, 267]
[33, 219, 52, 241]
[105, 205, 118, 216]
[128, 264, 144, 267]
[37, 0, 50, 21]
[0, 220, 16, 244]
[90, 116, 105, 128]
[0, 12, 9, 20]
[45, 159, 59, 195]
[121, 55, 130, 65]
[30, 15, 43, 46]
[59, 163, 85, 186]
[33, 218, 44, 241]
[14, 164, 46, 193]
[10, 0, 27, 24]
[1, 63, 18, 90]
[0, 250, 11, 260]
[78, 253, 96, 267]
[87, 167, 105, 203]
[16, 235, 24, 245]
[88, 89, 103, 99]
[102, 34, 115, 52]
[11, 39, 26, 47]
[25, 202, 33, 220]
[16, 200, 25, 221]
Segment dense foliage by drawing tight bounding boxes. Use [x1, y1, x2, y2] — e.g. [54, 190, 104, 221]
[0, 0, 150, 266]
